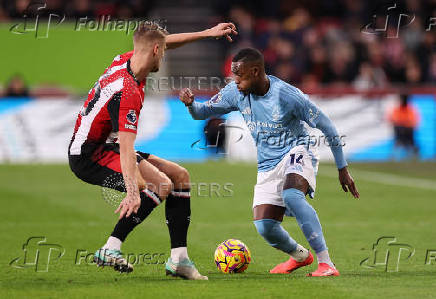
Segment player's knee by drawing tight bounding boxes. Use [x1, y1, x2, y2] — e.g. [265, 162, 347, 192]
[157, 174, 173, 199]
[137, 174, 146, 191]
[282, 188, 310, 215]
[283, 189, 317, 222]
[253, 219, 282, 247]
[172, 166, 190, 189]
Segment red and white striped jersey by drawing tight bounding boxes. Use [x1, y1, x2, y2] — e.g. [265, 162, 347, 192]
[69, 51, 145, 156]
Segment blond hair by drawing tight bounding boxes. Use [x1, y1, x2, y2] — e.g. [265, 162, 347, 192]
[133, 21, 168, 45]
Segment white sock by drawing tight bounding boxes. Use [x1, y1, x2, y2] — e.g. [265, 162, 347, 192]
[316, 250, 335, 269]
[290, 244, 309, 262]
[171, 247, 189, 263]
[102, 236, 122, 251]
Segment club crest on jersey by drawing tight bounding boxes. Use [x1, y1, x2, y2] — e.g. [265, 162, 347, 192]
[272, 106, 281, 122]
[242, 107, 251, 115]
[126, 110, 137, 124]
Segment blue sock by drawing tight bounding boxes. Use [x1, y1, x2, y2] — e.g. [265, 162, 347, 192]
[282, 188, 327, 253]
[253, 219, 297, 254]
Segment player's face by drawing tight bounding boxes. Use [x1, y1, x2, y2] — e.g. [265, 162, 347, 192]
[231, 62, 256, 94]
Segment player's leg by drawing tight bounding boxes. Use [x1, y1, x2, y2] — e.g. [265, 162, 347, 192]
[82, 147, 171, 272]
[282, 173, 339, 276]
[143, 154, 207, 280]
[106, 156, 172, 247]
[253, 204, 313, 274]
[253, 204, 292, 252]
[141, 153, 191, 261]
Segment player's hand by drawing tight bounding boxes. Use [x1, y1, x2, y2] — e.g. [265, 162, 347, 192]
[115, 193, 141, 219]
[206, 22, 238, 42]
[179, 88, 194, 106]
[338, 167, 360, 199]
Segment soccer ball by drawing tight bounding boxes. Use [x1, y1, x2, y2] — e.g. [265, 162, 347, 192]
[214, 239, 251, 273]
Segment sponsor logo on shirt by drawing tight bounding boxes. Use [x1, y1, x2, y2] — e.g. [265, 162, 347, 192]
[124, 124, 137, 130]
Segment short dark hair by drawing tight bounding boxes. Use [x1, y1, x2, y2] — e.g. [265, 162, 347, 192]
[133, 21, 168, 44]
[232, 48, 264, 65]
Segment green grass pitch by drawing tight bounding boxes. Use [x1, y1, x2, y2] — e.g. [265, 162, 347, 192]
[1, 161, 435, 298]
[1, 23, 132, 91]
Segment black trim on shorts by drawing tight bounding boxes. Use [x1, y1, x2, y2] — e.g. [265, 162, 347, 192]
[68, 142, 150, 192]
[68, 152, 125, 192]
[136, 151, 150, 160]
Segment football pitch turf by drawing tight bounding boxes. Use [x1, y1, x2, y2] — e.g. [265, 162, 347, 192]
[1, 161, 435, 298]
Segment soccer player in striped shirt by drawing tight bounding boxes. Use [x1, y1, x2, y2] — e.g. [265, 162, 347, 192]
[69, 22, 237, 279]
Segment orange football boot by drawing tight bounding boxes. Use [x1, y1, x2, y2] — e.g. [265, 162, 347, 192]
[307, 263, 340, 277]
[270, 251, 314, 274]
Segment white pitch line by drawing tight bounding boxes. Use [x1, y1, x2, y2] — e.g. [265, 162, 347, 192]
[319, 167, 436, 191]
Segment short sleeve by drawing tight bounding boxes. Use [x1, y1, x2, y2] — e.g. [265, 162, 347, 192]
[108, 88, 142, 134]
[119, 91, 141, 133]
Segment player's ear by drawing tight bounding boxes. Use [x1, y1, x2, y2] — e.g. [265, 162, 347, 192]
[252, 66, 259, 77]
[153, 43, 159, 56]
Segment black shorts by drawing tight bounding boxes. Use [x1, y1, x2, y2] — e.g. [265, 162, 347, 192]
[68, 143, 150, 191]
[394, 126, 415, 147]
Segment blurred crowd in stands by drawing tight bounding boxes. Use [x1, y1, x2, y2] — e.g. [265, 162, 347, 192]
[4, 75, 29, 98]
[0, 0, 154, 20]
[217, 0, 436, 89]
[2, 0, 436, 95]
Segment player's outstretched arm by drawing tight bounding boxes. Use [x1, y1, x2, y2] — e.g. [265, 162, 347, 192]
[179, 87, 237, 120]
[179, 88, 207, 120]
[166, 23, 238, 49]
[315, 112, 360, 199]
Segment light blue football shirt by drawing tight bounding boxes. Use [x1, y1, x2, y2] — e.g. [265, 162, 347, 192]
[188, 75, 347, 172]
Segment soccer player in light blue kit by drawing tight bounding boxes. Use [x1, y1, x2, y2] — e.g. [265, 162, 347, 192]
[179, 48, 360, 276]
